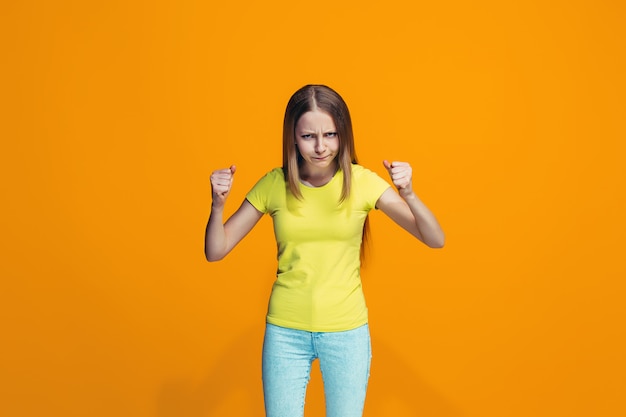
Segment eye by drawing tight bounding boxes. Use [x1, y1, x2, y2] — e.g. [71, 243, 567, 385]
[325, 132, 338, 138]
[300, 134, 313, 139]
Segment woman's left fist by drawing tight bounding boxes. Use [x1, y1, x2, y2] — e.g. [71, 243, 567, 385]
[383, 160, 414, 196]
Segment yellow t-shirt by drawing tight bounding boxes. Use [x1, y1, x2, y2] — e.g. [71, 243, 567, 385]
[246, 164, 390, 332]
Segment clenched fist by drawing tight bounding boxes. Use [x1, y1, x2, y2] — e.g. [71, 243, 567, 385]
[210, 165, 236, 208]
[383, 160, 414, 198]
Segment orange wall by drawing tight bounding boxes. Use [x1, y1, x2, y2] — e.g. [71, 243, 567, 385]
[1, 1, 625, 416]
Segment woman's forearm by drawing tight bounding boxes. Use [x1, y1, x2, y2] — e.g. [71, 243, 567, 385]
[204, 205, 228, 261]
[402, 191, 445, 248]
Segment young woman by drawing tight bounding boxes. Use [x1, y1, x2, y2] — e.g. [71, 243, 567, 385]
[205, 84, 444, 417]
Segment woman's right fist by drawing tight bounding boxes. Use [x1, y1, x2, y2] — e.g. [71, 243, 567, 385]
[210, 165, 236, 207]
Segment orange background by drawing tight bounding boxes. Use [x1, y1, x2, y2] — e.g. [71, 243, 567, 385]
[1, 1, 625, 416]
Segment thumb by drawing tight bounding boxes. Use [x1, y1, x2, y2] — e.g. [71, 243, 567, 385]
[230, 165, 237, 175]
[382, 160, 392, 170]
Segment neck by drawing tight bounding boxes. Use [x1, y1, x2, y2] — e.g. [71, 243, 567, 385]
[300, 162, 338, 187]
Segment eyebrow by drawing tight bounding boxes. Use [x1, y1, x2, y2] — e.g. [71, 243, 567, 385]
[297, 128, 336, 132]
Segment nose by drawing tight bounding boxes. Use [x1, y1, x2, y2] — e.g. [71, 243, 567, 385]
[315, 137, 326, 153]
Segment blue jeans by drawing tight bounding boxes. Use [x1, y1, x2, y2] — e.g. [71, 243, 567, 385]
[262, 323, 371, 417]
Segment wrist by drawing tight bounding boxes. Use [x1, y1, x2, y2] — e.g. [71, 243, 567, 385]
[399, 188, 417, 200]
[211, 201, 225, 211]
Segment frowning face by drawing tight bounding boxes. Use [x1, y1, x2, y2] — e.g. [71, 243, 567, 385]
[294, 110, 339, 175]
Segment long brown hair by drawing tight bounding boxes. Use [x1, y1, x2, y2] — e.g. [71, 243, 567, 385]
[282, 84, 358, 201]
[282, 84, 370, 260]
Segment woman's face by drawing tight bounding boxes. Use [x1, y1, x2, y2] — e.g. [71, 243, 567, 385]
[294, 110, 339, 174]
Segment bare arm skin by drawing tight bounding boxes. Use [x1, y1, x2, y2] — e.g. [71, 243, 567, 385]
[204, 165, 264, 261]
[375, 160, 445, 248]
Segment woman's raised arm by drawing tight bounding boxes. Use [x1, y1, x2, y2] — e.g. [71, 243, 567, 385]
[375, 160, 445, 248]
[205, 165, 264, 261]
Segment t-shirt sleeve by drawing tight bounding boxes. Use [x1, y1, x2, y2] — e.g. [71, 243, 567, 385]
[245, 168, 281, 214]
[356, 165, 392, 210]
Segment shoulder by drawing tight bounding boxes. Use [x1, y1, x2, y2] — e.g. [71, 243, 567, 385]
[350, 163, 384, 182]
[269, 167, 284, 176]
[247, 167, 286, 210]
[261, 167, 284, 178]
[255, 167, 285, 184]
[248, 167, 286, 195]
[350, 163, 391, 205]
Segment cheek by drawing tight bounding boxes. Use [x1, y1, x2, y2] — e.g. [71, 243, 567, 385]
[295, 140, 306, 150]
[297, 142, 311, 153]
